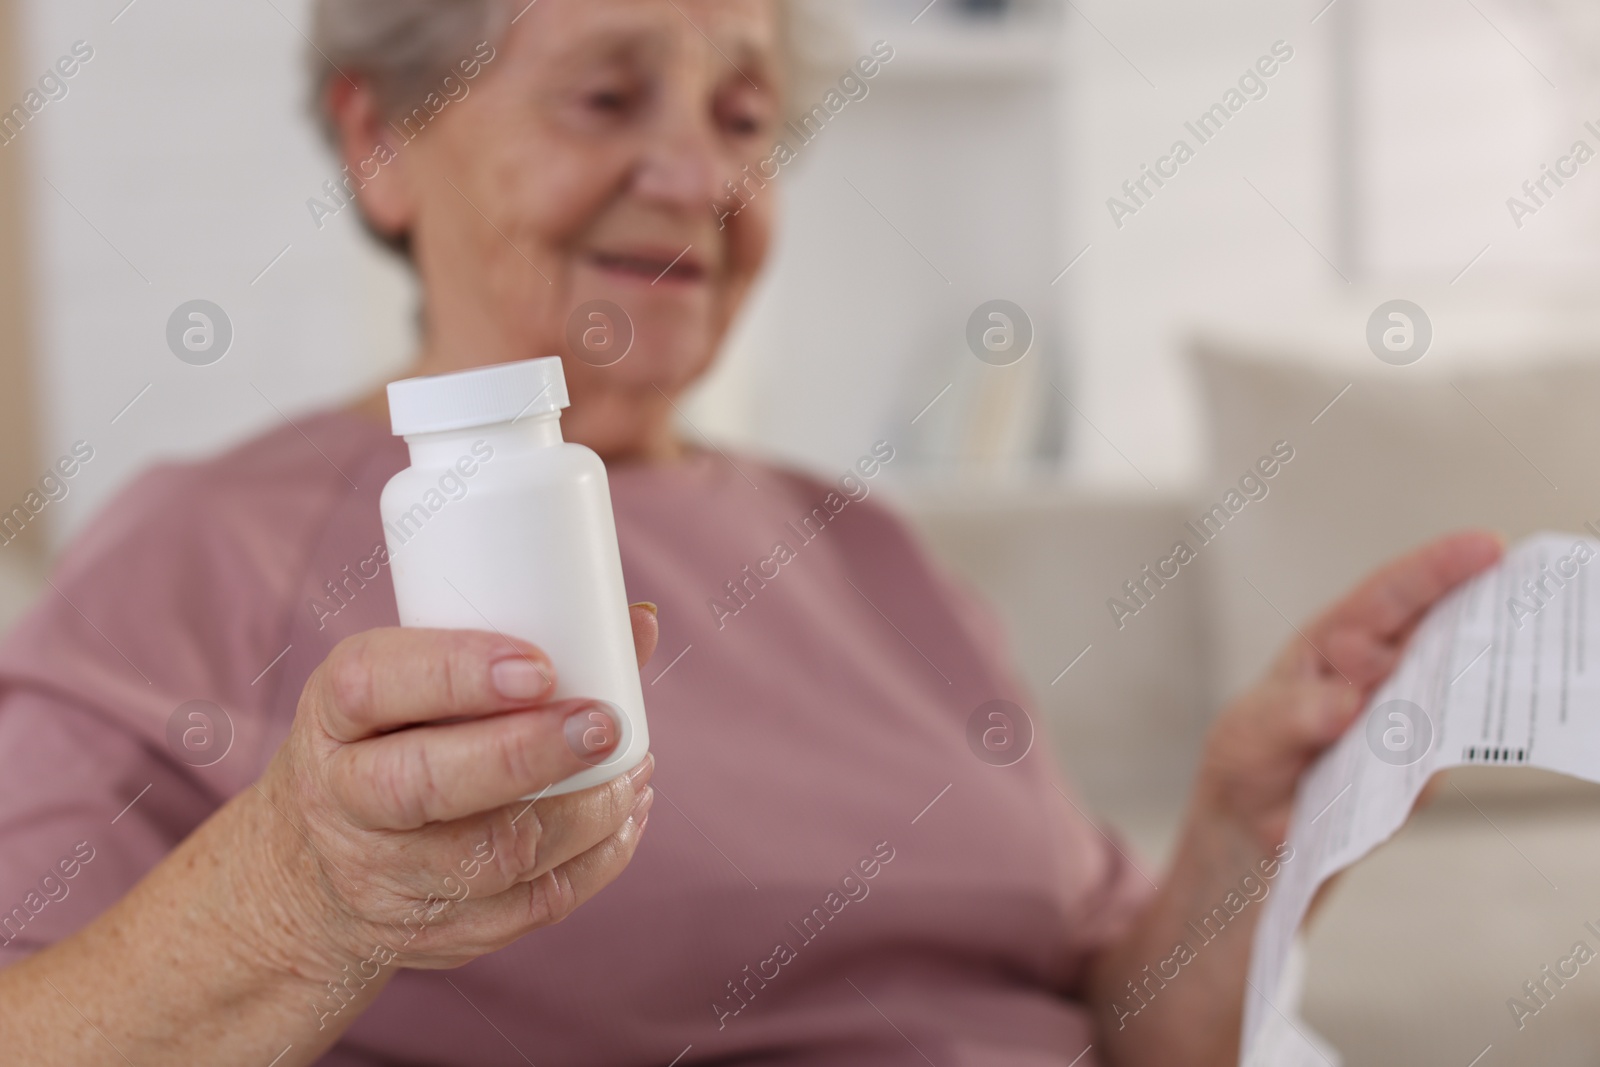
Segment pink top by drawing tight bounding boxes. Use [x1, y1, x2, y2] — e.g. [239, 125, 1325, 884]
[0, 410, 1149, 1066]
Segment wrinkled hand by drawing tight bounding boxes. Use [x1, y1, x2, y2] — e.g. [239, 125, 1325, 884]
[1195, 532, 1502, 852]
[248, 605, 659, 975]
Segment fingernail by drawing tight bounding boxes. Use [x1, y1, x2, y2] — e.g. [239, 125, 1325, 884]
[633, 601, 659, 618]
[630, 785, 655, 824]
[626, 751, 655, 788]
[491, 656, 551, 700]
[564, 701, 622, 765]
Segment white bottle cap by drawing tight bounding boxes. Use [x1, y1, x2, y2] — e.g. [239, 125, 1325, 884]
[387, 356, 570, 436]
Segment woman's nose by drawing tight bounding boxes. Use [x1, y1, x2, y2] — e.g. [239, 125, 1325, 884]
[631, 113, 727, 212]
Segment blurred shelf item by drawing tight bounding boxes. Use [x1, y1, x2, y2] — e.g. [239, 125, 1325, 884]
[861, 0, 1061, 82]
[725, 0, 1071, 486]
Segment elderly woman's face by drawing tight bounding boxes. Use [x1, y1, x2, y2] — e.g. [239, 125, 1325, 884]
[365, 0, 783, 455]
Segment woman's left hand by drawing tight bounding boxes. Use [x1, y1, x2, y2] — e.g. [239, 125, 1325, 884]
[1193, 529, 1502, 855]
[1091, 530, 1502, 1066]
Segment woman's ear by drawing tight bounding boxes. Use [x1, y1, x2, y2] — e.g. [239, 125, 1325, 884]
[322, 76, 414, 240]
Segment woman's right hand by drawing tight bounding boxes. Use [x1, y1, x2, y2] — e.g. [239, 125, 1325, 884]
[0, 611, 659, 1066]
[245, 611, 658, 984]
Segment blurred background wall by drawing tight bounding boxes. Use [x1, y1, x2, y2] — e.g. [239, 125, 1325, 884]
[9, 0, 1600, 1061]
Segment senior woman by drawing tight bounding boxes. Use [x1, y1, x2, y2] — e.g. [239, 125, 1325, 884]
[0, 0, 1496, 1064]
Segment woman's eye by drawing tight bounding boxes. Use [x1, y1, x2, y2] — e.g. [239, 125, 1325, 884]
[587, 88, 632, 112]
[719, 94, 772, 138]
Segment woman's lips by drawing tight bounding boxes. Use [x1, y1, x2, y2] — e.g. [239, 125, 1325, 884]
[589, 247, 708, 285]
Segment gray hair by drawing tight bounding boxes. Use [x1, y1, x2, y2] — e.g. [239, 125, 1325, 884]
[308, 0, 854, 146]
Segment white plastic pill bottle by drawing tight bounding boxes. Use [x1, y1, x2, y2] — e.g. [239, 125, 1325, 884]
[379, 356, 648, 797]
